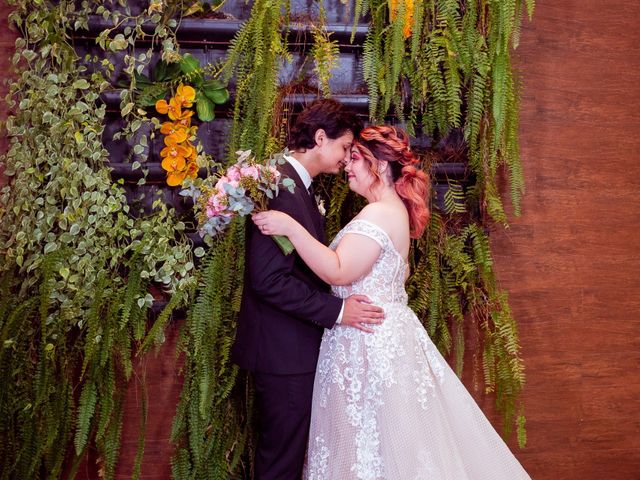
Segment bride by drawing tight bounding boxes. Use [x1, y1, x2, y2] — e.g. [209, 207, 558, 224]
[252, 125, 531, 480]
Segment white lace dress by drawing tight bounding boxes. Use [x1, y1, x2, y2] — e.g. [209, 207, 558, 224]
[303, 220, 531, 480]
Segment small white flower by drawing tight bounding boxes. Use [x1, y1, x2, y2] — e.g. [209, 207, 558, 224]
[316, 196, 326, 216]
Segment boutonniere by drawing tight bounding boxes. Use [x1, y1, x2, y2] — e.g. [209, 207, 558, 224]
[315, 195, 326, 216]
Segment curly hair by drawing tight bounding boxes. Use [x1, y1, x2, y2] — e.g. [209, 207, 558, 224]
[355, 126, 430, 238]
[288, 99, 363, 150]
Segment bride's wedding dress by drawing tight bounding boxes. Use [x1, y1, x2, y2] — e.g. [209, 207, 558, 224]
[304, 219, 531, 480]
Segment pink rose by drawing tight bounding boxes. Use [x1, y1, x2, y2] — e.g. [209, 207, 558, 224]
[268, 165, 281, 181]
[226, 166, 242, 182]
[240, 165, 260, 180]
[206, 190, 229, 217]
[215, 176, 229, 191]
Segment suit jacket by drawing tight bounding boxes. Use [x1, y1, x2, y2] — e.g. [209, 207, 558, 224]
[232, 160, 343, 375]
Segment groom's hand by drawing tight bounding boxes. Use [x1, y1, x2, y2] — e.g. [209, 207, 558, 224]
[341, 295, 384, 333]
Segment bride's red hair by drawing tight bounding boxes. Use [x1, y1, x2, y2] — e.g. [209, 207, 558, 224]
[355, 126, 430, 238]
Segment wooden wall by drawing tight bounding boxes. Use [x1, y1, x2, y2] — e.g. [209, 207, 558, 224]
[488, 1, 640, 478]
[2, 0, 639, 479]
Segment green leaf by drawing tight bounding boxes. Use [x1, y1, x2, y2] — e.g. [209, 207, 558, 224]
[134, 72, 152, 86]
[73, 79, 90, 89]
[59, 267, 70, 279]
[109, 34, 128, 52]
[202, 79, 225, 91]
[179, 53, 200, 74]
[195, 91, 215, 122]
[153, 59, 168, 81]
[203, 87, 229, 105]
[137, 85, 169, 107]
[121, 102, 135, 116]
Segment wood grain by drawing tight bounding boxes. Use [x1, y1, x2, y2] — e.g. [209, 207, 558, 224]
[487, 1, 640, 478]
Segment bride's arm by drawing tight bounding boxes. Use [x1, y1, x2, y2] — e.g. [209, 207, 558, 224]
[253, 211, 381, 286]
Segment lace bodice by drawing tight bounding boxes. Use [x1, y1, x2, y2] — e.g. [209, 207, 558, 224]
[329, 219, 408, 306]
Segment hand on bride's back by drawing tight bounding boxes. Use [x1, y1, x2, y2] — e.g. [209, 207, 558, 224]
[252, 210, 295, 236]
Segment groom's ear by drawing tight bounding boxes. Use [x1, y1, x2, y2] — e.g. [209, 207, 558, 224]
[314, 128, 327, 147]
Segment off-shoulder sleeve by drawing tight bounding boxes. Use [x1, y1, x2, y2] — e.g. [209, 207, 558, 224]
[339, 219, 391, 249]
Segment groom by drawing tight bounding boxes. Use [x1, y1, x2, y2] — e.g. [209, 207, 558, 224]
[232, 99, 384, 479]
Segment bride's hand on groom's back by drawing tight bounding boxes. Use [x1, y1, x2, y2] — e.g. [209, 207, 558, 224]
[341, 295, 384, 333]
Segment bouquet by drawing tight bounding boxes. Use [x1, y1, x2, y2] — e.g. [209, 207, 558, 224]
[180, 150, 296, 254]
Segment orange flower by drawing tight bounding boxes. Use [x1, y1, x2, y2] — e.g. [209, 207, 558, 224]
[388, 0, 414, 38]
[160, 122, 189, 144]
[185, 142, 198, 162]
[174, 108, 194, 123]
[167, 170, 188, 186]
[160, 137, 191, 161]
[185, 161, 199, 179]
[161, 156, 187, 186]
[156, 85, 200, 187]
[155, 99, 170, 114]
[175, 84, 196, 108]
[156, 97, 183, 120]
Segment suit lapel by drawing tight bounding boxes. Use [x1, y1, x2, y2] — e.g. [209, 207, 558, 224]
[279, 161, 321, 240]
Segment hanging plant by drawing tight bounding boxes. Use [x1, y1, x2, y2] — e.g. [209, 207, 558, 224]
[0, 2, 197, 478]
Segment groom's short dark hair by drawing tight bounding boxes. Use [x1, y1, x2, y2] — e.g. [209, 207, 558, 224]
[288, 99, 363, 150]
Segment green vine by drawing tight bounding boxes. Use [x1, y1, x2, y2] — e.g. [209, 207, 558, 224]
[0, 1, 195, 478]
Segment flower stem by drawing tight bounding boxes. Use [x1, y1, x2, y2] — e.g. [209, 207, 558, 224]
[271, 235, 295, 255]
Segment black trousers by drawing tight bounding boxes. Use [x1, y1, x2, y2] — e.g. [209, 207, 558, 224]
[253, 371, 316, 480]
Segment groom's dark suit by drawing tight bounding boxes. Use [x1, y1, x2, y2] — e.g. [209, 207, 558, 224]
[232, 160, 343, 479]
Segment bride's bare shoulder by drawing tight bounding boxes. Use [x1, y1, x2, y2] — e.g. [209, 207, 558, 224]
[355, 202, 407, 231]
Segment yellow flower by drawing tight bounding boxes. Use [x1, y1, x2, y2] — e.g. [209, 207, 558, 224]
[175, 84, 196, 108]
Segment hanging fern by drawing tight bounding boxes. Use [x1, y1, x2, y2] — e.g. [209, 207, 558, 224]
[310, 2, 340, 97]
[352, 0, 533, 439]
[171, 220, 251, 479]
[219, 0, 292, 161]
